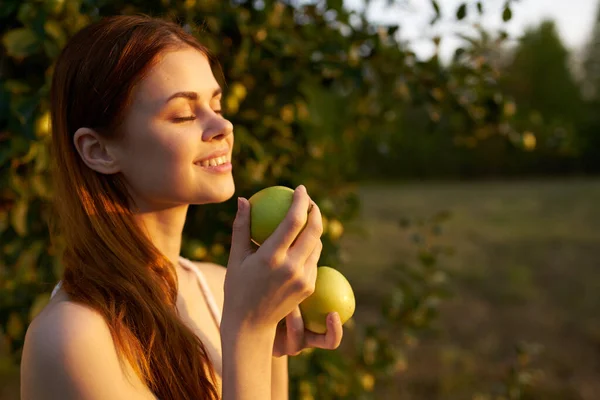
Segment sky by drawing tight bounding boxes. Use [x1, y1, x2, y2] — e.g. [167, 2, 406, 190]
[344, 0, 599, 62]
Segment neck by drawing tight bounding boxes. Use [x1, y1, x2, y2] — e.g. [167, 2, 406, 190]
[132, 204, 189, 268]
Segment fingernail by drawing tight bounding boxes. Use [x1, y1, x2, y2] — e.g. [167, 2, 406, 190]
[329, 312, 339, 324]
[237, 197, 245, 212]
[297, 184, 306, 193]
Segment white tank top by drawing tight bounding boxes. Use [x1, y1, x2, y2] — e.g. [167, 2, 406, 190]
[51, 256, 222, 330]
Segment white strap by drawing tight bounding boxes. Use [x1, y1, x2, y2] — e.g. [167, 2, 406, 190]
[178, 256, 222, 330]
[51, 281, 62, 299]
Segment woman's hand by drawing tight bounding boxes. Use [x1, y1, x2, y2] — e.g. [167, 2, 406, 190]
[273, 308, 344, 357]
[222, 185, 323, 333]
[270, 227, 343, 356]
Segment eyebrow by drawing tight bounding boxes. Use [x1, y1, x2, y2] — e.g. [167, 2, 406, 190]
[166, 88, 222, 103]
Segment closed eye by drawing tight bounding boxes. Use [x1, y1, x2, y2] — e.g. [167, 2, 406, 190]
[172, 108, 222, 123]
[173, 115, 196, 123]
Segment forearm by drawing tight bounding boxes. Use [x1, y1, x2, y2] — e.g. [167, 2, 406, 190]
[221, 322, 276, 400]
[271, 355, 289, 400]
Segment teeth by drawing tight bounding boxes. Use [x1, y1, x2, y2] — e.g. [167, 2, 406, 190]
[198, 156, 228, 167]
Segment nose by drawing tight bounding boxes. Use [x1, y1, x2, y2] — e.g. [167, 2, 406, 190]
[202, 115, 233, 142]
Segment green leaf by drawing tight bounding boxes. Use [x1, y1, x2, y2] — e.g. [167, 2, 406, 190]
[8, 136, 29, 162]
[2, 28, 41, 59]
[4, 80, 32, 95]
[43, 19, 68, 58]
[477, 1, 483, 14]
[430, 0, 441, 24]
[456, 3, 467, 20]
[20, 140, 41, 164]
[43, 39, 62, 59]
[17, 2, 38, 25]
[453, 47, 466, 61]
[6, 313, 24, 339]
[10, 200, 29, 237]
[430, 0, 440, 16]
[44, 20, 68, 48]
[502, 6, 512, 22]
[10, 94, 39, 127]
[15, 240, 45, 282]
[34, 144, 50, 173]
[31, 174, 52, 199]
[29, 293, 52, 322]
[327, 0, 343, 12]
[387, 25, 399, 37]
[44, 0, 66, 17]
[0, 142, 14, 167]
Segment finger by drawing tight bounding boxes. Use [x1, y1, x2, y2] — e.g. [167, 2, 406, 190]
[302, 240, 321, 291]
[261, 185, 311, 254]
[304, 312, 344, 350]
[288, 201, 323, 262]
[285, 307, 306, 354]
[228, 197, 252, 268]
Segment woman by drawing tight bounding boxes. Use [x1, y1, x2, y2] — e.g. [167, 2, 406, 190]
[20, 15, 343, 400]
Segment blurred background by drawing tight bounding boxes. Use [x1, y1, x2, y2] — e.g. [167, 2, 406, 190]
[1, 0, 599, 399]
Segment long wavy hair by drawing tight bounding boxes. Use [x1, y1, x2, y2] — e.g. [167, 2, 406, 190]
[49, 15, 220, 400]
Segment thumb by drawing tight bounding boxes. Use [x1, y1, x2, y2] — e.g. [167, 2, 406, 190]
[228, 197, 252, 267]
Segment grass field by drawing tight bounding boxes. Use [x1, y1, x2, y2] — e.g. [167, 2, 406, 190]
[339, 178, 600, 399]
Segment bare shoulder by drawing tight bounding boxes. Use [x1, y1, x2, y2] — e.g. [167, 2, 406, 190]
[23, 300, 112, 366]
[21, 299, 153, 399]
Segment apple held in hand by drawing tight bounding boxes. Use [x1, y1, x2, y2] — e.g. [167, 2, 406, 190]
[300, 266, 355, 334]
[248, 186, 355, 334]
[249, 186, 306, 245]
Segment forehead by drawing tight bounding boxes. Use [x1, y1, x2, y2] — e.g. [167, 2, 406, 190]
[133, 47, 219, 108]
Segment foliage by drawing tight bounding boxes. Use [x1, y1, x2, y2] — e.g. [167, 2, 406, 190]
[358, 6, 600, 179]
[501, 21, 584, 161]
[582, 5, 600, 101]
[1, 0, 533, 399]
[356, 10, 528, 179]
[579, 3, 600, 173]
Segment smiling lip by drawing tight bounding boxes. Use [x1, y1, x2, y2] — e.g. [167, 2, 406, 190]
[193, 148, 232, 173]
[193, 148, 230, 164]
[196, 161, 232, 173]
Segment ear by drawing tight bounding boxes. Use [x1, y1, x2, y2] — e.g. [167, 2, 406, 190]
[73, 127, 121, 175]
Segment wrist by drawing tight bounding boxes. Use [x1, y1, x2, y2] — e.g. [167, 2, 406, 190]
[221, 316, 276, 347]
[220, 317, 277, 400]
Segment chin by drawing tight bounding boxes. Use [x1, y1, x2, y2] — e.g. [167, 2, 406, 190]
[194, 179, 236, 205]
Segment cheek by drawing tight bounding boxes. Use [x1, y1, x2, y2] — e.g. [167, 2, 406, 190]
[120, 127, 196, 195]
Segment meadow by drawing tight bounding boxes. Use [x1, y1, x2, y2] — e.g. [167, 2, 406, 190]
[340, 178, 600, 399]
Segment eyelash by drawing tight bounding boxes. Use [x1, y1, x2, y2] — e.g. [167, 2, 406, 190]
[173, 116, 196, 123]
[173, 110, 223, 123]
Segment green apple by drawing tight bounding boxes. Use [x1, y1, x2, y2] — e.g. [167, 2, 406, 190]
[300, 266, 355, 334]
[249, 186, 303, 245]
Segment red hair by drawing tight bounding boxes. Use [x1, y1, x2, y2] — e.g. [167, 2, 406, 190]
[50, 15, 220, 399]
